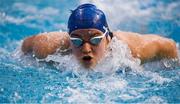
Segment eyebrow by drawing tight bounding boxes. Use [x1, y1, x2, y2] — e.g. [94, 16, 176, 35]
[70, 31, 102, 38]
[89, 31, 101, 36]
[70, 33, 81, 37]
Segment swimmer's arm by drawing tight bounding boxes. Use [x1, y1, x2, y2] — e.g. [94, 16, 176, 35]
[21, 35, 36, 54]
[21, 32, 70, 59]
[135, 35, 178, 63]
[115, 32, 178, 63]
[157, 37, 178, 59]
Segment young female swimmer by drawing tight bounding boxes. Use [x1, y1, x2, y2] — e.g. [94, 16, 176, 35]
[21, 4, 178, 68]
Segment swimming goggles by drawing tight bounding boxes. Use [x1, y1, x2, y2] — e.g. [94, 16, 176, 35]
[70, 28, 108, 47]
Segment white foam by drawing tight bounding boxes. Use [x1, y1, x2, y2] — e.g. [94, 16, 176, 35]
[118, 94, 136, 100]
[94, 37, 142, 73]
[91, 77, 127, 92]
[142, 70, 172, 85]
[143, 96, 167, 104]
[64, 87, 93, 104]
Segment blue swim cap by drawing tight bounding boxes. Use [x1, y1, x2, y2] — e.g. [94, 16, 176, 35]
[68, 3, 110, 34]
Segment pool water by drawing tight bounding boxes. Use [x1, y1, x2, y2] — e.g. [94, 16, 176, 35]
[0, 0, 180, 103]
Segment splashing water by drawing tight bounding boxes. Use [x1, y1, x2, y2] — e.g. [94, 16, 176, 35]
[0, 0, 180, 103]
[43, 37, 142, 73]
[7, 36, 179, 103]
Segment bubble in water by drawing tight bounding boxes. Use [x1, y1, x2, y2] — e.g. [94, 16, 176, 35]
[10, 92, 22, 103]
[143, 96, 167, 104]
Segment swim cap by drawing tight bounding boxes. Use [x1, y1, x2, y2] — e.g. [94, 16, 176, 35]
[68, 3, 110, 34]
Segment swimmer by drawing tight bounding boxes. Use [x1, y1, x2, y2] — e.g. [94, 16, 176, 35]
[21, 4, 178, 68]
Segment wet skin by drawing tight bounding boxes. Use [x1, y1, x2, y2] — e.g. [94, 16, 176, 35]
[70, 29, 110, 68]
[21, 30, 178, 68]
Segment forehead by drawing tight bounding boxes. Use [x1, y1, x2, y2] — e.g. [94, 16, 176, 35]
[70, 29, 103, 36]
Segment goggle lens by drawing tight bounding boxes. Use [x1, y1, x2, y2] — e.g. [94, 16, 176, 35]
[71, 38, 83, 47]
[90, 37, 103, 45]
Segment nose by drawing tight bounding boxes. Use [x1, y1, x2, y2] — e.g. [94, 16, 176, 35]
[81, 42, 92, 54]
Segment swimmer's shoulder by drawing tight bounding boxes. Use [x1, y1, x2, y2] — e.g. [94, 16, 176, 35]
[22, 31, 71, 59]
[112, 31, 178, 62]
[113, 31, 166, 43]
[35, 31, 70, 49]
[112, 31, 145, 58]
[112, 31, 144, 45]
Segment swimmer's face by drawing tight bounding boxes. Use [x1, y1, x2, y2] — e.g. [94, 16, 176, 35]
[70, 29, 109, 69]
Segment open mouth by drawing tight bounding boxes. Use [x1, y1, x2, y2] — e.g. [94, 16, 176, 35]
[82, 56, 92, 61]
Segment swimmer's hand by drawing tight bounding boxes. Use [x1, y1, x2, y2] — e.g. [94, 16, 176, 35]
[21, 32, 70, 59]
